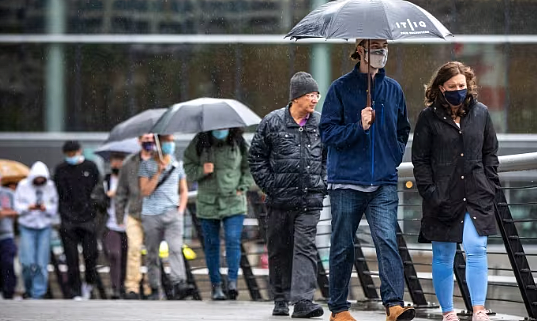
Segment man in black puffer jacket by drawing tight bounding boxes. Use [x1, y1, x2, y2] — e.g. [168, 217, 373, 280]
[249, 71, 326, 319]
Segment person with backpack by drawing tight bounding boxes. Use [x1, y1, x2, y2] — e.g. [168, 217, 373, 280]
[183, 127, 254, 300]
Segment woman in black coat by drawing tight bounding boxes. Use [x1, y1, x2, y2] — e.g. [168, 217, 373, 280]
[412, 61, 500, 321]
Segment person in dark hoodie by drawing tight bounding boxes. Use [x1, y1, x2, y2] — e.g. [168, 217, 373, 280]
[54, 140, 100, 299]
[92, 153, 128, 299]
[319, 39, 414, 321]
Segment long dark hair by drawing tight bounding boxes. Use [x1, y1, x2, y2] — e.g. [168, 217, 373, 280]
[195, 127, 246, 156]
[424, 61, 478, 118]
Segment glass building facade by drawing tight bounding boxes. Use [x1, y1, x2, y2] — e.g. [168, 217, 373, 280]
[0, 0, 536, 133]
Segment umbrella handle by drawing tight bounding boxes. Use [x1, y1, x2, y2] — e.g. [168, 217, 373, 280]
[154, 134, 164, 161]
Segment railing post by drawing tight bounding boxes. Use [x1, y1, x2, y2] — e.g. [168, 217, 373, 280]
[316, 251, 330, 299]
[353, 236, 381, 301]
[182, 252, 202, 300]
[49, 250, 69, 298]
[239, 242, 263, 301]
[495, 190, 537, 320]
[396, 224, 438, 308]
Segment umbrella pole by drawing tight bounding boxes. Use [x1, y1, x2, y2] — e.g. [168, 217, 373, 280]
[367, 39, 375, 125]
[367, 39, 372, 108]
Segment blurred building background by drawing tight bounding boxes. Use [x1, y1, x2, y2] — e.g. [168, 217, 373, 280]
[0, 0, 536, 134]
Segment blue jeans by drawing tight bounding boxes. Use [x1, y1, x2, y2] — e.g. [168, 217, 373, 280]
[0, 238, 17, 299]
[432, 213, 488, 313]
[200, 214, 244, 285]
[328, 186, 404, 313]
[19, 225, 52, 299]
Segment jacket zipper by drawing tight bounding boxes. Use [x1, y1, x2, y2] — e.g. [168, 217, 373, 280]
[299, 125, 305, 207]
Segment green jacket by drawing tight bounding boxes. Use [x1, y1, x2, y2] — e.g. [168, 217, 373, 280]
[183, 135, 254, 220]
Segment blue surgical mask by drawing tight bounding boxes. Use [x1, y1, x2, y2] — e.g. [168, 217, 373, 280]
[443, 88, 467, 106]
[65, 155, 80, 165]
[212, 129, 229, 140]
[161, 142, 175, 155]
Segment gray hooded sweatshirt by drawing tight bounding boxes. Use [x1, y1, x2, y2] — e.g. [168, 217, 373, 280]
[15, 161, 59, 229]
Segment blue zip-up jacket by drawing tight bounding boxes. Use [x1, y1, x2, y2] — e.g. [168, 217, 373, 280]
[319, 64, 411, 186]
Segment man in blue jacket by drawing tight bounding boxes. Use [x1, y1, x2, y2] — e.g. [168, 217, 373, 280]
[320, 39, 414, 321]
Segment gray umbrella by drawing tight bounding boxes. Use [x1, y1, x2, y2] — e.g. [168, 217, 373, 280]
[151, 98, 261, 134]
[285, 0, 452, 41]
[94, 138, 140, 161]
[105, 108, 167, 143]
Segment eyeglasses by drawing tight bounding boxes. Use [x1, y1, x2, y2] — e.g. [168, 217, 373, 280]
[304, 93, 321, 100]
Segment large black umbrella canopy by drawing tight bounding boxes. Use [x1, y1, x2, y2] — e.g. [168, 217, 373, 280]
[105, 108, 167, 143]
[285, 0, 452, 41]
[150, 97, 262, 135]
[286, 0, 452, 122]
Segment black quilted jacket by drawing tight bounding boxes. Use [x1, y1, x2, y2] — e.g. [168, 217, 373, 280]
[248, 106, 327, 210]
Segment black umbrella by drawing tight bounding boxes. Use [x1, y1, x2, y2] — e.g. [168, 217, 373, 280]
[286, 0, 452, 122]
[105, 108, 167, 143]
[150, 98, 261, 135]
[94, 138, 140, 161]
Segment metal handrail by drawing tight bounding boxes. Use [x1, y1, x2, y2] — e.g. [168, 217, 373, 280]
[398, 151, 537, 178]
[187, 151, 537, 201]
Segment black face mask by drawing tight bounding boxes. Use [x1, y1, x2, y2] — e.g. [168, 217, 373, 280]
[33, 180, 46, 186]
[111, 168, 120, 175]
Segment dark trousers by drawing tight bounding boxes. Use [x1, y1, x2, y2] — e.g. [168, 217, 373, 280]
[103, 229, 128, 292]
[0, 238, 17, 299]
[266, 206, 320, 304]
[60, 221, 99, 298]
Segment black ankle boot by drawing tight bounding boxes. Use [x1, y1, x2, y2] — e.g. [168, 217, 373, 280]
[211, 284, 227, 300]
[227, 280, 238, 300]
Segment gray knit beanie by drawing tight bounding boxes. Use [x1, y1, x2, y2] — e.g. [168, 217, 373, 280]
[289, 71, 319, 101]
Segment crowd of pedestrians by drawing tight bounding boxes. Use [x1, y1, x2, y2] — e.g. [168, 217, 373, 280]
[0, 37, 499, 321]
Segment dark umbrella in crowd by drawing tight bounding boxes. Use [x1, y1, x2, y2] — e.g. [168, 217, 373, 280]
[150, 97, 262, 134]
[105, 108, 167, 143]
[286, 0, 452, 121]
[94, 138, 140, 161]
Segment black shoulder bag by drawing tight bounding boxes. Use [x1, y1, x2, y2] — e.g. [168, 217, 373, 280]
[155, 165, 176, 191]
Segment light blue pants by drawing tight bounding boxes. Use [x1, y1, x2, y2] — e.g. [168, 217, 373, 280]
[19, 225, 52, 299]
[432, 213, 488, 313]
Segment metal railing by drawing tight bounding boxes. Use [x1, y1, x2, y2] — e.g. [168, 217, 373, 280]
[46, 152, 537, 320]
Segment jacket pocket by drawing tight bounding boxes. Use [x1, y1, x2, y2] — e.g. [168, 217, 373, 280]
[218, 194, 246, 214]
[197, 193, 216, 205]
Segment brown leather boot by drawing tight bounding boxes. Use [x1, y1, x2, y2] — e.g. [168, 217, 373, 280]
[330, 311, 357, 321]
[385, 305, 416, 321]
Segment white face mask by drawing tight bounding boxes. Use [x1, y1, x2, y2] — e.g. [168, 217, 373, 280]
[364, 48, 388, 69]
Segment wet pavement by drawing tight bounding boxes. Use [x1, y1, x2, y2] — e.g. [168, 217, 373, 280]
[0, 300, 524, 321]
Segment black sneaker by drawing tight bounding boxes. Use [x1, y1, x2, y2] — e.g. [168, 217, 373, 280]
[124, 291, 140, 300]
[291, 300, 324, 318]
[172, 281, 192, 300]
[273, 301, 290, 316]
[147, 288, 160, 301]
